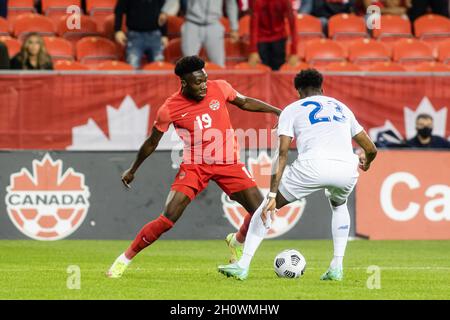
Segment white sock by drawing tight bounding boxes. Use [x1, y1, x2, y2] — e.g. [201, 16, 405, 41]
[330, 202, 350, 270]
[237, 199, 269, 269]
[117, 253, 131, 265]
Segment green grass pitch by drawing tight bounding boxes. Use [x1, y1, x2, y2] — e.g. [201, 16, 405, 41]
[1, 239, 449, 300]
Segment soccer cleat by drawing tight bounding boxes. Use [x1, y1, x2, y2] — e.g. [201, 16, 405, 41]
[218, 263, 249, 281]
[106, 259, 129, 278]
[225, 233, 243, 263]
[320, 267, 343, 281]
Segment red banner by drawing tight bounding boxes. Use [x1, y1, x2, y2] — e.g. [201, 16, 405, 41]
[356, 150, 450, 240]
[0, 72, 449, 149]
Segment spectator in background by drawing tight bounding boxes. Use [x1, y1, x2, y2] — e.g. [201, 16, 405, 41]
[165, 0, 239, 67]
[0, 0, 6, 18]
[362, 0, 411, 16]
[10, 33, 53, 70]
[248, 0, 299, 70]
[0, 41, 9, 69]
[408, 0, 449, 21]
[114, 0, 169, 69]
[406, 114, 450, 149]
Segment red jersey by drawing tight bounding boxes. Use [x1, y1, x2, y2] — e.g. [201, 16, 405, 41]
[154, 80, 240, 165]
[249, 0, 298, 54]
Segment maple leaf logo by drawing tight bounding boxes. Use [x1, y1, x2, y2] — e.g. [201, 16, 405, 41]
[5, 154, 90, 241]
[222, 152, 306, 239]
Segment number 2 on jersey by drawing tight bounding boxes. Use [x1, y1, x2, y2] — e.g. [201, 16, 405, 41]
[301, 101, 346, 125]
[196, 113, 212, 129]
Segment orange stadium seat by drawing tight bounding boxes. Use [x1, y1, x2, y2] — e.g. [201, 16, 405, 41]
[41, 0, 82, 24]
[43, 36, 74, 62]
[7, 0, 36, 19]
[0, 17, 10, 36]
[325, 61, 362, 72]
[372, 15, 412, 44]
[220, 17, 231, 36]
[437, 40, 450, 64]
[13, 13, 56, 40]
[94, 60, 134, 70]
[348, 39, 391, 67]
[393, 39, 434, 68]
[86, 0, 116, 17]
[163, 38, 182, 64]
[54, 60, 90, 70]
[167, 15, 184, 40]
[411, 61, 450, 72]
[238, 14, 250, 40]
[0, 36, 21, 57]
[367, 61, 406, 72]
[414, 14, 450, 41]
[328, 14, 368, 42]
[279, 61, 310, 72]
[225, 38, 248, 66]
[142, 61, 175, 70]
[292, 14, 325, 57]
[305, 39, 346, 66]
[233, 62, 271, 71]
[204, 62, 224, 70]
[57, 14, 99, 42]
[96, 13, 126, 39]
[76, 36, 118, 63]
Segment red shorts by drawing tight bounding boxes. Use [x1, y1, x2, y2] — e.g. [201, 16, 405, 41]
[171, 162, 257, 200]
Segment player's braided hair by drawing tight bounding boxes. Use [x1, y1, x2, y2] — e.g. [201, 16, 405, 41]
[174, 56, 205, 77]
[294, 68, 323, 91]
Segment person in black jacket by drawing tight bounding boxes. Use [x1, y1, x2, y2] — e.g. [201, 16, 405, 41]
[406, 114, 450, 149]
[114, 0, 169, 69]
[10, 33, 53, 70]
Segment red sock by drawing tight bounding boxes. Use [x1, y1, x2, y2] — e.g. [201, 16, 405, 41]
[125, 214, 174, 259]
[236, 213, 252, 243]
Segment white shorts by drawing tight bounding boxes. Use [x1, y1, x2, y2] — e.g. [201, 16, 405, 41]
[278, 158, 359, 204]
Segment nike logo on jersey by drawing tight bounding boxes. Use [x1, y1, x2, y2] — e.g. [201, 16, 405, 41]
[181, 112, 189, 118]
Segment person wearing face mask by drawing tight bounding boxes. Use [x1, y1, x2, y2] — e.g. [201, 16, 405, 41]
[406, 114, 450, 149]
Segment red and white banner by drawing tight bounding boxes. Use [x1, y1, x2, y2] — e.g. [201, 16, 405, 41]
[0, 72, 449, 150]
[356, 150, 450, 240]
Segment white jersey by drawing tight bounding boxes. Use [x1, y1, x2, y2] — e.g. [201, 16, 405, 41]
[278, 95, 363, 163]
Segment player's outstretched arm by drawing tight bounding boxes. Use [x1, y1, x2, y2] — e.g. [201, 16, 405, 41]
[229, 93, 282, 116]
[121, 127, 164, 188]
[353, 130, 377, 172]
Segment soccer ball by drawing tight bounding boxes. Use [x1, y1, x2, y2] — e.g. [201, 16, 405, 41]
[273, 249, 306, 278]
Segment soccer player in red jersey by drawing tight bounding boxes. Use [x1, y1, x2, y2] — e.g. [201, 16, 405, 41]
[107, 56, 281, 278]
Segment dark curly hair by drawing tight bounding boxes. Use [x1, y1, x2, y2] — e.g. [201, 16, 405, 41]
[294, 68, 323, 91]
[174, 55, 205, 77]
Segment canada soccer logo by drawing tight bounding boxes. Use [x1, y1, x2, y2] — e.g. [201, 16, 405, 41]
[5, 154, 90, 241]
[222, 152, 306, 238]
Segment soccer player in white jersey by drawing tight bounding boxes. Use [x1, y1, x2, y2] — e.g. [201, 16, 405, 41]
[218, 69, 377, 281]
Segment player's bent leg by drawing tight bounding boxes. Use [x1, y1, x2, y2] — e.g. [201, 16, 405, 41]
[107, 191, 191, 278]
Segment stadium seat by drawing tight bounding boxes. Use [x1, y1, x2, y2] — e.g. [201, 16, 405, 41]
[279, 61, 310, 71]
[0, 17, 10, 36]
[13, 13, 56, 40]
[288, 14, 324, 58]
[57, 14, 99, 42]
[393, 39, 434, 68]
[233, 62, 271, 71]
[76, 36, 118, 64]
[328, 14, 368, 42]
[96, 13, 126, 39]
[414, 14, 450, 41]
[142, 61, 175, 70]
[372, 15, 412, 43]
[225, 38, 248, 66]
[437, 40, 450, 64]
[41, 0, 82, 24]
[348, 39, 391, 67]
[54, 60, 90, 70]
[7, 0, 36, 19]
[304, 39, 346, 66]
[325, 61, 362, 72]
[43, 36, 74, 62]
[94, 60, 134, 70]
[167, 15, 184, 40]
[86, 0, 116, 17]
[0, 36, 21, 57]
[204, 62, 225, 70]
[163, 38, 182, 64]
[367, 61, 406, 72]
[220, 17, 231, 36]
[411, 61, 450, 72]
